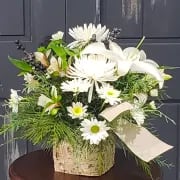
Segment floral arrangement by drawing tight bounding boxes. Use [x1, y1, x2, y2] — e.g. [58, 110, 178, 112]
[0, 24, 173, 176]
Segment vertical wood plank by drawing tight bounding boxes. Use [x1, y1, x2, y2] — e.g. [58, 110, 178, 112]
[66, 0, 96, 41]
[101, 0, 142, 38]
[142, 43, 180, 100]
[143, 0, 180, 38]
[0, 100, 27, 180]
[150, 103, 178, 180]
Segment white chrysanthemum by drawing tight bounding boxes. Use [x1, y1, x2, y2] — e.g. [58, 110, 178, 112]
[80, 118, 110, 145]
[61, 79, 91, 93]
[51, 31, 64, 40]
[67, 102, 87, 119]
[68, 55, 118, 102]
[68, 23, 109, 47]
[24, 73, 39, 93]
[97, 83, 121, 105]
[9, 89, 23, 113]
[82, 41, 164, 88]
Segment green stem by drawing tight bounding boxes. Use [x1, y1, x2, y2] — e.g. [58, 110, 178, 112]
[136, 36, 145, 49]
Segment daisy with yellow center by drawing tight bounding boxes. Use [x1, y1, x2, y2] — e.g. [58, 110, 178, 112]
[97, 83, 121, 105]
[67, 102, 87, 119]
[80, 118, 110, 145]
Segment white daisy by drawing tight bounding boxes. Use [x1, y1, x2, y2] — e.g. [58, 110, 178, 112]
[61, 79, 91, 94]
[67, 102, 87, 119]
[97, 83, 121, 105]
[68, 55, 118, 102]
[68, 23, 109, 48]
[9, 89, 23, 113]
[51, 31, 64, 40]
[24, 73, 39, 93]
[80, 118, 110, 145]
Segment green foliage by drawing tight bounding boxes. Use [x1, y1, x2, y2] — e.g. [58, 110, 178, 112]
[9, 56, 33, 73]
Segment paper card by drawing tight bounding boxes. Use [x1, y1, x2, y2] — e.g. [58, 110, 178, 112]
[114, 121, 173, 162]
[100, 102, 133, 122]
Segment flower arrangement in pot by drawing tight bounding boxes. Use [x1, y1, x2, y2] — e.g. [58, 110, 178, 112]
[0, 24, 174, 177]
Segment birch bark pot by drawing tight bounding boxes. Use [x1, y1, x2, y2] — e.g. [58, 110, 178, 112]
[53, 141, 115, 176]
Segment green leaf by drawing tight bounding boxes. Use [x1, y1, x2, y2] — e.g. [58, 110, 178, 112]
[64, 48, 76, 56]
[52, 46, 66, 59]
[61, 58, 68, 70]
[9, 56, 32, 72]
[37, 46, 46, 53]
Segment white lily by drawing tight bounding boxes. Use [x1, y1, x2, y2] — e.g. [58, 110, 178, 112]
[82, 42, 164, 89]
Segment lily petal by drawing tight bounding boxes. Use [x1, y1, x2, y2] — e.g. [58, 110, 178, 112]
[130, 61, 164, 89]
[117, 60, 132, 77]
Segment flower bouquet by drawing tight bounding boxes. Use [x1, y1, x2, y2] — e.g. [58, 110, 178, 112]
[0, 24, 173, 176]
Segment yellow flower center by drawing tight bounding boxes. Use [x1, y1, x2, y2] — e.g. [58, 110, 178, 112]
[91, 125, 100, 133]
[72, 106, 83, 115]
[107, 90, 114, 96]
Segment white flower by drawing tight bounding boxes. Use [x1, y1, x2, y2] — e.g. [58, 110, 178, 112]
[68, 55, 118, 102]
[82, 42, 164, 89]
[51, 85, 58, 99]
[80, 118, 110, 145]
[149, 101, 156, 110]
[9, 89, 23, 113]
[37, 86, 60, 114]
[24, 73, 34, 83]
[68, 23, 109, 48]
[130, 93, 147, 126]
[97, 83, 121, 105]
[37, 94, 52, 108]
[131, 109, 145, 126]
[37, 94, 59, 114]
[61, 79, 91, 93]
[150, 89, 158, 97]
[67, 102, 87, 119]
[47, 56, 65, 77]
[34, 52, 49, 67]
[24, 73, 39, 93]
[51, 31, 64, 40]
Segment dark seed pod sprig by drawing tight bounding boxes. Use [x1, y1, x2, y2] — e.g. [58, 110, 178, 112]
[14, 40, 47, 73]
